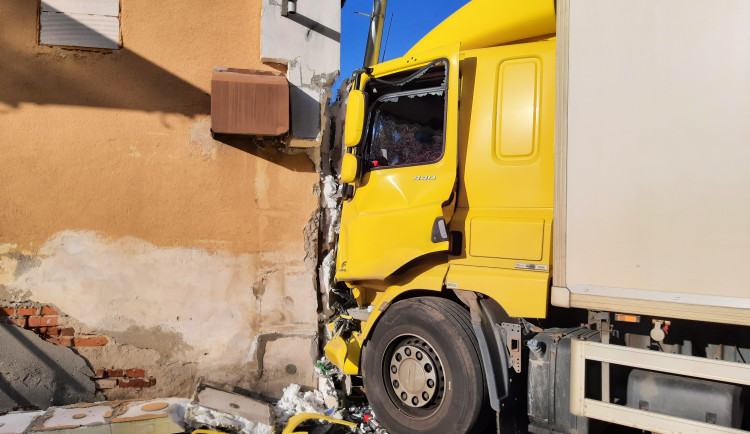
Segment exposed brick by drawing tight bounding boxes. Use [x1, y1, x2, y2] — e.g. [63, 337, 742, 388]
[34, 326, 61, 336]
[59, 327, 75, 336]
[96, 379, 118, 389]
[28, 316, 58, 327]
[16, 307, 37, 316]
[94, 369, 106, 379]
[1, 317, 28, 327]
[40, 306, 58, 315]
[0, 307, 14, 316]
[106, 369, 124, 378]
[125, 369, 146, 378]
[47, 337, 73, 346]
[74, 336, 108, 347]
[119, 378, 156, 388]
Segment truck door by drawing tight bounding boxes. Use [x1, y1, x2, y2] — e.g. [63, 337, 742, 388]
[337, 47, 459, 281]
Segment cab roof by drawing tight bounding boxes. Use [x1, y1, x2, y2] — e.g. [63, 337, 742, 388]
[406, 0, 556, 55]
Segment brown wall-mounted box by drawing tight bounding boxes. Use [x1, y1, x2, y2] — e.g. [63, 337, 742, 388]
[211, 68, 289, 136]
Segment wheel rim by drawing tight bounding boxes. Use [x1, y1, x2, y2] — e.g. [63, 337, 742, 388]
[383, 334, 445, 417]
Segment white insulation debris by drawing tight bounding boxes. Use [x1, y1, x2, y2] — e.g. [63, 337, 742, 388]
[321, 175, 341, 249]
[322, 175, 340, 210]
[319, 249, 337, 298]
[319, 174, 342, 317]
[274, 379, 343, 426]
[275, 359, 345, 426]
[185, 404, 273, 434]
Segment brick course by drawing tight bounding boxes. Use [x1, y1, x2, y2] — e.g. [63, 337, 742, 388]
[119, 378, 156, 388]
[0, 304, 158, 394]
[28, 316, 58, 327]
[40, 306, 58, 315]
[106, 369, 124, 377]
[47, 337, 73, 346]
[96, 379, 118, 389]
[73, 336, 109, 347]
[1, 317, 28, 327]
[125, 369, 146, 378]
[16, 307, 37, 316]
[34, 326, 61, 336]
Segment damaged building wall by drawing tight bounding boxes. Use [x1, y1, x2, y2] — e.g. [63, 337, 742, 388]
[261, 0, 341, 143]
[0, 0, 339, 410]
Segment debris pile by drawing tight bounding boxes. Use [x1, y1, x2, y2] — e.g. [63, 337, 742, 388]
[274, 358, 344, 425]
[273, 357, 388, 433]
[0, 357, 386, 434]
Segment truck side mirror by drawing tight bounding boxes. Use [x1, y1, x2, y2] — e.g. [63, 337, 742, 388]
[344, 90, 365, 147]
[340, 153, 361, 184]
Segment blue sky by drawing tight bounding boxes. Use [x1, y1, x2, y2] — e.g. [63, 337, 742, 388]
[333, 0, 470, 94]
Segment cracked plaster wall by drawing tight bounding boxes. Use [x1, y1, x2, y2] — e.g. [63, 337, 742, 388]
[0, 0, 337, 404]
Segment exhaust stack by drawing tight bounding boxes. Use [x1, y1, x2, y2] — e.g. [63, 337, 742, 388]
[363, 0, 388, 68]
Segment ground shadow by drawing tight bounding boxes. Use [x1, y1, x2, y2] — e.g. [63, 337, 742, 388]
[0, 324, 94, 412]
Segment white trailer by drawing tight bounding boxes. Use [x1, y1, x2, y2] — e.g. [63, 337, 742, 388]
[547, 1, 750, 432]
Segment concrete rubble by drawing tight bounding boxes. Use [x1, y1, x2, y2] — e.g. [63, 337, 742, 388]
[0, 357, 383, 433]
[185, 385, 273, 434]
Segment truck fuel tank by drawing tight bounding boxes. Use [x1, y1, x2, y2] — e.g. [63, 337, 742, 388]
[527, 327, 598, 434]
[626, 369, 743, 429]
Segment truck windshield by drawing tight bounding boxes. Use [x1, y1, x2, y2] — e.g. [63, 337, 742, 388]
[367, 91, 446, 168]
[362, 61, 448, 169]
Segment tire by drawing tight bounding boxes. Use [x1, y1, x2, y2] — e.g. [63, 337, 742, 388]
[362, 297, 488, 434]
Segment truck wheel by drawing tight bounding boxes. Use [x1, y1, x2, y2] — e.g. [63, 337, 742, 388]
[362, 297, 488, 434]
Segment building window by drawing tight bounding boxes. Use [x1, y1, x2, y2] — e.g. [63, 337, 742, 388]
[39, 0, 120, 50]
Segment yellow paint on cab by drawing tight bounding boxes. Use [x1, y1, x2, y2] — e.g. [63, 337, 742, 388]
[343, 90, 365, 147]
[470, 217, 545, 261]
[407, 0, 555, 55]
[326, 1, 557, 375]
[445, 265, 549, 318]
[336, 44, 460, 282]
[327, 262, 448, 375]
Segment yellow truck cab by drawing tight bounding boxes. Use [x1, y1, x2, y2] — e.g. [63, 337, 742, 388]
[326, 0, 750, 433]
[329, 2, 555, 431]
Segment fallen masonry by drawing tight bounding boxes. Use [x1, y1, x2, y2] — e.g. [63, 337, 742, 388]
[0, 358, 386, 434]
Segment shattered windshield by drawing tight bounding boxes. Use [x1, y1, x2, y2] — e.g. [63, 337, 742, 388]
[363, 62, 448, 169]
[367, 92, 445, 167]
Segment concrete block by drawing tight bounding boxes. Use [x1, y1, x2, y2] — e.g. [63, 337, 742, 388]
[0, 410, 44, 434]
[111, 397, 188, 424]
[38, 405, 111, 430]
[185, 386, 273, 434]
[95, 379, 117, 390]
[258, 336, 316, 399]
[195, 387, 273, 425]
